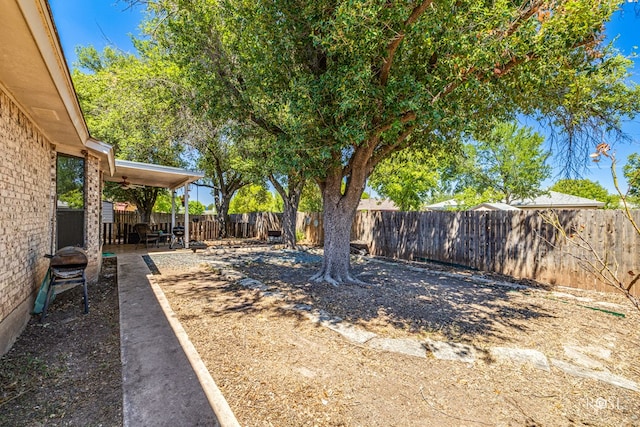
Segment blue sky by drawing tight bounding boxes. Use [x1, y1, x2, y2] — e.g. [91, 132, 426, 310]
[49, 0, 640, 200]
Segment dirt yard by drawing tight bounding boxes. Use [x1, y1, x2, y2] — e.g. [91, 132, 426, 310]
[1, 242, 636, 426]
[148, 242, 640, 427]
[0, 257, 122, 426]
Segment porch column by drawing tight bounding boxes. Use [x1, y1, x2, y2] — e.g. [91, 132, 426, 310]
[171, 190, 176, 231]
[183, 183, 189, 249]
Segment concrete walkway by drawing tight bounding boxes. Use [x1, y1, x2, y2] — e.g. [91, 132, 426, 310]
[117, 251, 238, 426]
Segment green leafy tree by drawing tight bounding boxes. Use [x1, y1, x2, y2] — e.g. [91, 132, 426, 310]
[187, 200, 206, 215]
[229, 184, 280, 214]
[73, 44, 187, 222]
[463, 122, 551, 204]
[191, 125, 253, 238]
[145, 0, 640, 285]
[152, 191, 172, 213]
[57, 156, 85, 209]
[624, 153, 640, 205]
[452, 188, 504, 211]
[299, 182, 323, 213]
[238, 132, 309, 248]
[551, 179, 619, 209]
[369, 146, 453, 211]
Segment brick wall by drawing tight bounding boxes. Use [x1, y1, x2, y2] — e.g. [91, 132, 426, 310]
[84, 153, 102, 281]
[0, 88, 54, 353]
[0, 86, 107, 354]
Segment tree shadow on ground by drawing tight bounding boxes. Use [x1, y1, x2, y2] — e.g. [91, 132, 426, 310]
[151, 249, 556, 346]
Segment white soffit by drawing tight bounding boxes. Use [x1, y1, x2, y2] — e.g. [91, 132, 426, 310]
[0, 0, 114, 169]
[106, 159, 205, 190]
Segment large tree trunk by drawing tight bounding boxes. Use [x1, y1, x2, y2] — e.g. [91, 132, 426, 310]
[216, 194, 232, 238]
[133, 187, 160, 224]
[280, 200, 298, 248]
[311, 166, 367, 286]
[270, 173, 304, 249]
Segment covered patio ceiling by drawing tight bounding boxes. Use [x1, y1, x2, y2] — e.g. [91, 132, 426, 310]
[105, 159, 205, 191]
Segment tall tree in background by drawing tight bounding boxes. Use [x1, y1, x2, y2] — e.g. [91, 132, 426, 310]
[550, 178, 618, 208]
[144, 1, 316, 247]
[229, 184, 282, 214]
[143, 0, 640, 285]
[238, 132, 311, 248]
[188, 121, 253, 237]
[463, 122, 551, 204]
[369, 145, 457, 211]
[624, 153, 640, 206]
[73, 44, 187, 222]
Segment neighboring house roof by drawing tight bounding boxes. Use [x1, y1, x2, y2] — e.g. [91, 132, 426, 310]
[424, 199, 460, 211]
[512, 191, 605, 209]
[470, 202, 521, 211]
[425, 191, 605, 211]
[357, 198, 399, 211]
[114, 202, 137, 212]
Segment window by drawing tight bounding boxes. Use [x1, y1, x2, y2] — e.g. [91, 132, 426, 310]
[57, 155, 85, 209]
[56, 155, 85, 248]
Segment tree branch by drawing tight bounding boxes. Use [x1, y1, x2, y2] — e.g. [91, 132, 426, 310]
[370, 124, 416, 170]
[379, 0, 434, 86]
[502, 0, 545, 39]
[374, 111, 417, 136]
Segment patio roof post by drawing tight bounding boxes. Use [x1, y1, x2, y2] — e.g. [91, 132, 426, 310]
[171, 190, 176, 232]
[183, 183, 190, 249]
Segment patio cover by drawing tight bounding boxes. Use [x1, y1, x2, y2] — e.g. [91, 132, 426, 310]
[105, 159, 205, 248]
[105, 159, 204, 190]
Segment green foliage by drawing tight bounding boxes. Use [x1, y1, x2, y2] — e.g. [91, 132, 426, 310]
[369, 146, 452, 211]
[299, 182, 323, 213]
[152, 191, 172, 213]
[72, 44, 188, 219]
[187, 201, 206, 215]
[624, 153, 640, 205]
[57, 156, 84, 209]
[73, 45, 187, 166]
[152, 192, 206, 214]
[143, 0, 637, 195]
[452, 187, 504, 211]
[58, 189, 84, 209]
[550, 179, 619, 209]
[462, 122, 551, 204]
[229, 184, 281, 214]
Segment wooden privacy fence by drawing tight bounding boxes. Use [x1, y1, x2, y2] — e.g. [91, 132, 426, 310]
[302, 209, 640, 297]
[103, 209, 639, 296]
[103, 211, 283, 244]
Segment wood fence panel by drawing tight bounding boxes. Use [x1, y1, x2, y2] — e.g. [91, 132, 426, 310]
[103, 207, 639, 296]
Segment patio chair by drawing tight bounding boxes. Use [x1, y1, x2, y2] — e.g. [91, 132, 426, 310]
[133, 223, 159, 249]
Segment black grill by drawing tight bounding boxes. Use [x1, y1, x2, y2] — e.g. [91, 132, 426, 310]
[41, 247, 89, 321]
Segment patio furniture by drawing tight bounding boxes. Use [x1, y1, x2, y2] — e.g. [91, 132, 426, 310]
[40, 246, 88, 321]
[157, 230, 169, 246]
[133, 223, 159, 249]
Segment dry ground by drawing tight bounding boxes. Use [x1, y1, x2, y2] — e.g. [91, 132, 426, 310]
[0, 257, 122, 427]
[2, 242, 638, 427]
[148, 243, 640, 427]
